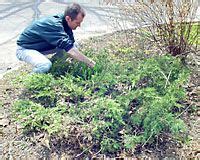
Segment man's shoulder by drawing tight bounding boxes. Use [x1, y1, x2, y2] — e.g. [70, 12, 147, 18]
[34, 14, 64, 29]
[39, 13, 64, 23]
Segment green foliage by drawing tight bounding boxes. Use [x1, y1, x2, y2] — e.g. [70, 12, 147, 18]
[100, 138, 120, 153]
[72, 98, 125, 147]
[12, 100, 65, 134]
[57, 74, 91, 102]
[12, 48, 190, 155]
[24, 73, 55, 91]
[23, 74, 57, 107]
[129, 55, 189, 142]
[182, 22, 200, 45]
[124, 135, 144, 150]
[132, 55, 189, 92]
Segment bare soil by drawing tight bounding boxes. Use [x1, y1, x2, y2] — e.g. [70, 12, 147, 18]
[0, 30, 199, 159]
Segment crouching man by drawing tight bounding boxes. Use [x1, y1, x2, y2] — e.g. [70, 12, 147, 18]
[16, 3, 95, 73]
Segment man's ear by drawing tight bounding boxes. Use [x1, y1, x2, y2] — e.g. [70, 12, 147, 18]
[65, 16, 71, 22]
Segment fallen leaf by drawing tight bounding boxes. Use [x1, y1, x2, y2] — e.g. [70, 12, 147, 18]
[41, 133, 51, 149]
[0, 119, 9, 127]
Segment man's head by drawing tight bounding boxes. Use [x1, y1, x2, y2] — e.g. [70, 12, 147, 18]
[64, 3, 85, 30]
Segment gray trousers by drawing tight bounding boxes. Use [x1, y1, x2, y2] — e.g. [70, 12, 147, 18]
[16, 45, 64, 73]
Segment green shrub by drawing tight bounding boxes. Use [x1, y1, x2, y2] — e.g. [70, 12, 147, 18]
[12, 100, 66, 134]
[23, 73, 57, 107]
[12, 49, 190, 155]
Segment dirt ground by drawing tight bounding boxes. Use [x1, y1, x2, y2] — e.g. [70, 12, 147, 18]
[0, 31, 199, 159]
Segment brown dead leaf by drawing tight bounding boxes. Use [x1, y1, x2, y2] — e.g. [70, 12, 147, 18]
[41, 133, 51, 149]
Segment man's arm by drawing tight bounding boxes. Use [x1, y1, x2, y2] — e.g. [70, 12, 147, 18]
[67, 47, 96, 68]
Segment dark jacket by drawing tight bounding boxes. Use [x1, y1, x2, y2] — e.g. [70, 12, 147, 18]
[17, 14, 75, 52]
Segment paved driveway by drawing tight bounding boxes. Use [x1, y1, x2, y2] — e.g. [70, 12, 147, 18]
[0, 1, 134, 78]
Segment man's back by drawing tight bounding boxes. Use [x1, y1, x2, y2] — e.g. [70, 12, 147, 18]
[17, 14, 75, 52]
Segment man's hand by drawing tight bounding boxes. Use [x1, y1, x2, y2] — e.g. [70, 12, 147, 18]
[68, 47, 96, 68]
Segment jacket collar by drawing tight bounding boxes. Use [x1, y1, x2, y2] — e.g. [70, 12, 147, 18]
[61, 14, 73, 33]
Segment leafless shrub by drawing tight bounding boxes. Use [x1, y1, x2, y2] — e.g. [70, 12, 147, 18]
[118, 0, 199, 57]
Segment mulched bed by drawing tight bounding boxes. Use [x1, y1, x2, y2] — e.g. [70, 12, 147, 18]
[0, 30, 199, 159]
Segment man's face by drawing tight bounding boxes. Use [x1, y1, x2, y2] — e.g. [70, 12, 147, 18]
[66, 13, 84, 30]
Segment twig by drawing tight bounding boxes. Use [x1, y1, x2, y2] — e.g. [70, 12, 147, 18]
[159, 70, 171, 88]
[142, 132, 153, 148]
[165, 70, 172, 88]
[176, 103, 192, 118]
[91, 147, 102, 158]
[75, 144, 94, 158]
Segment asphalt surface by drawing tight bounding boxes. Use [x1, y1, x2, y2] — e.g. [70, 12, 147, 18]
[0, 1, 135, 78]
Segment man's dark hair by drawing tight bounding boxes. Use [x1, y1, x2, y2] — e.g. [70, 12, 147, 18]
[64, 3, 85, 20]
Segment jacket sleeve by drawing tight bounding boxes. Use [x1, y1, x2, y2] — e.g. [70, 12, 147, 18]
[38, 20, 75, 52]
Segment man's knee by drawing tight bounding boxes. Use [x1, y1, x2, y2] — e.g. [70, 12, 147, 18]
[33, 61, 52, 73]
